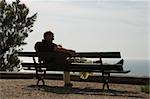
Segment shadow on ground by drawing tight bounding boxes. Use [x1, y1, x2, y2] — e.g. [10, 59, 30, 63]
[23, 85, 144, 98]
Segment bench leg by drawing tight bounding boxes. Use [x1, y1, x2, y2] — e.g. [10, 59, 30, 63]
[37, 79, 40, 86]
[36, 70, 46, 86]
[36, 76, 45, 86]
[102, 72, 110, 90]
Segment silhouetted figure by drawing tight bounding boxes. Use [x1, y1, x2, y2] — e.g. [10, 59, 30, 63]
[35, 31, 75, 87]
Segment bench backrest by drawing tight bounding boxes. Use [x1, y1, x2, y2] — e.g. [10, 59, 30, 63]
[75, 52, 121, 58]
[18, 52, 121, 58]
[18, 52, 38, 57]
[18, 52, 121, 63]
[18, 52, 122, 69]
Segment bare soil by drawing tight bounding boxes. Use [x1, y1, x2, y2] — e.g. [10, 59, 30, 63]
[0, 79, 149, 99]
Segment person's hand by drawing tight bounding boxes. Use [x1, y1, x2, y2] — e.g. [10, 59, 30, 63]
[69, 50, 76, 56]
[57, 44, 62, 48]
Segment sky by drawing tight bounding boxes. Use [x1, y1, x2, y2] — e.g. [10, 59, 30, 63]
[6, 0, 150, 59]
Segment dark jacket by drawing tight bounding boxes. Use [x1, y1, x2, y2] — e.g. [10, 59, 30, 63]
[34, 40, 57, 52]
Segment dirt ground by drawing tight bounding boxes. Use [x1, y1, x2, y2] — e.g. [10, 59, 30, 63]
[0, 79, 149, 99]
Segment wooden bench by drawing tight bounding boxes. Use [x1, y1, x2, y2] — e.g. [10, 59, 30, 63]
[18, 52, 130, 90]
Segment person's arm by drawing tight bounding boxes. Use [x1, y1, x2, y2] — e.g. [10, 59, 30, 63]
[54, 45, 75, 56]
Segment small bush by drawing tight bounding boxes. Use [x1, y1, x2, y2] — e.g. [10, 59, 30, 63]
[141, 85, 150, 94]
[0, 0, 37, 71]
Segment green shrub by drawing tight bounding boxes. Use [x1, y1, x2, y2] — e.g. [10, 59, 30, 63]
[0, 0, 37, 71]
[141, 85, 150, 94]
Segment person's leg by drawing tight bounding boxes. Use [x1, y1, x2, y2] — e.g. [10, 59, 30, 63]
[52, 52, 72, 86]
[52, 52, 70, 64]
[40, 52, 72, 86]
[63, 71, 72, 86]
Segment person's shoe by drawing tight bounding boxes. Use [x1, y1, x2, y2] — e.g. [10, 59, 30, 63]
[64, 83, 73, 87]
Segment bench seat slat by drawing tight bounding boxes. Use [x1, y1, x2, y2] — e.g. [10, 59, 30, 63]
[21, 63, 129, 73]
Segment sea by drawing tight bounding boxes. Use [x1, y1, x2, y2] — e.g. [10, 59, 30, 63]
[123, 59, 150, 77]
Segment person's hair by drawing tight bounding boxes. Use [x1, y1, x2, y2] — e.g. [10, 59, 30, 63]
[43, 31, 54, 39]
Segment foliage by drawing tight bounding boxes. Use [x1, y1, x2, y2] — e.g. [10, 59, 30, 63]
[141, 85, 150, 94]
[0, 0, 37, 71]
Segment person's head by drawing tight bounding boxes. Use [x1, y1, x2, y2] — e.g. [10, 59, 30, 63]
[43, 31, 54, 42]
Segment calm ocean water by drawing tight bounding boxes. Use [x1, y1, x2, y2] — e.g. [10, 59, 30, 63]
[123, 59, 150, 77]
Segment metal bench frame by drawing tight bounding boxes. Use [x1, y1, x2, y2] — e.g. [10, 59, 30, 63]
[18, 52, 130, 90]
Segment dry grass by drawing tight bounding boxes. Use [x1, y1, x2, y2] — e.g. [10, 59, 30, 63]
[0, 79, 149, 99]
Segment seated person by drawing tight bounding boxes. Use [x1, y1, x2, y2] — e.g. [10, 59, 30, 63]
[34, 31, 75, 87]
